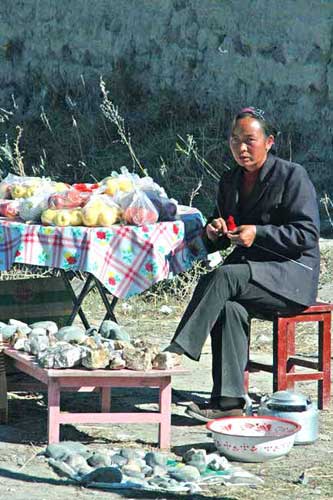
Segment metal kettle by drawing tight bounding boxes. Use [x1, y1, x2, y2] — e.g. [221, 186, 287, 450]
[257, 390, 318, 444]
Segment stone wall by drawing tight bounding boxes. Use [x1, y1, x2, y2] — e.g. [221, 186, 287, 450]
[0, 0, 332, 192]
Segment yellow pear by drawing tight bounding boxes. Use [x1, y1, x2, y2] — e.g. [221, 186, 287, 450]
[98, 206, 119, 227]
[82, 205, 101, 226]
[104, 178, 119, 196]
[41, 209, 56, 225]
[53, 210, 72, 226]
[118, 177, 134, 192]
[54, 182, 69, 192]
[70, 209, 83, 226]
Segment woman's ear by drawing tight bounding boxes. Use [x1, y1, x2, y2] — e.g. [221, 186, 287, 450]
[266, 135, 275, 152]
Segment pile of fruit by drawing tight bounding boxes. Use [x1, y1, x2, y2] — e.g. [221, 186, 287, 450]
[0, 168, 178, 227]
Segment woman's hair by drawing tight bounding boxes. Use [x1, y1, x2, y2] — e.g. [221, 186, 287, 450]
[231, 107, 280, 152]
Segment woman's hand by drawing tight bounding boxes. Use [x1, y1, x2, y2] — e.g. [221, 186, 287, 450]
[227, 225, 256, 247]
[206, 217, 228, 241]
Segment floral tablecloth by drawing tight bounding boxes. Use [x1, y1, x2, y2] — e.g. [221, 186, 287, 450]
[0, 206, 207, 299]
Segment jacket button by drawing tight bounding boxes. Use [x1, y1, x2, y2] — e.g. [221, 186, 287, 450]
[241, 256, 246, 261]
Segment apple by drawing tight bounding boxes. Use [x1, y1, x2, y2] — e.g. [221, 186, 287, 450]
[70, 209, 83, 226]
[53, 210, 72, 226]
[41, 209, 57, 225]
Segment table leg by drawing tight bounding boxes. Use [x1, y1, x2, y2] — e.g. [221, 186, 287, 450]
[93, 278, 118, 323]
[101, 387, 111, 412]
[0, 351, 8, 424]
[60, 270, 92, 329]
[48, 379, 61, 444]
[158, 377, 172, 450]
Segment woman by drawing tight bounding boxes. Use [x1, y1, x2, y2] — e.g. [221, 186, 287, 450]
[166, 107, 320, 422]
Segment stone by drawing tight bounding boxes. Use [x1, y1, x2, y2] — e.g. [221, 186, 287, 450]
[30, 327, 48, 336]
[87, 452, 112, 467]
[152, 465, 168, 476]
[109, 353, 126, 370]
[65, 453, 89, 470]
[120, 448, 145, 460]
[113, 340, 131, 350]
[48, 458, 76, 478]
[45, 441, 90, 460]
[12, 333, 28, 350]
[29, 321, 58, 335]
[145, 451, 168, 468]
[9, 319, 31, 335]
[81, 345, 110, 369]
[169, 465, 201, 482]
[0, 325, 17, 340]
[110, 453, 127, 467]
[99, 320, 131, 342]
[206, 453, 230, 471]
[38, 342, 83, 368]
[30, 335, 50, 355]
[183, 448, 207, 473]
[123, 345, 152, 371]
[152, 352, 181, 370]
[80, 466, 122, 485]
[122, 459, 144, 478]
[55, 326, 87, 344]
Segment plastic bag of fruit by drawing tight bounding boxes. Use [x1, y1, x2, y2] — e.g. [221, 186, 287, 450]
[100, 167, 138, 197]
[123, 190, 159, 226]
[0, 199, 20, 218]
[41, 208, 83, 227]
[81, 195, 122, 227]
[48, 189, 91, 210]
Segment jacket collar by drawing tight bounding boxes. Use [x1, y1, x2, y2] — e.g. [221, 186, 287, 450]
[236, 153, 277, 215]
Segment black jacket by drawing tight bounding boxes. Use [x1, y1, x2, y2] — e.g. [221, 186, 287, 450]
[204, 154, 320, 306]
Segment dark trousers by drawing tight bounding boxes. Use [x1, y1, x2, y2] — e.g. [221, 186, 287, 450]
[172, 264, 304, 398]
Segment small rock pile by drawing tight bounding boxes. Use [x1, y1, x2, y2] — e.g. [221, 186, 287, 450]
[43, 441, 234, 493]
[0, 319, 179, 371]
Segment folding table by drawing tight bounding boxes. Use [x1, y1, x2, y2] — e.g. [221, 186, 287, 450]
[0, 206, 207, 327]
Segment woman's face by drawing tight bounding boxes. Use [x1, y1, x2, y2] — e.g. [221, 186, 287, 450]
[229, 116, 274, 171]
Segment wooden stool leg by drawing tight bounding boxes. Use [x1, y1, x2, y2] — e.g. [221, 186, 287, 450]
[48, 380, 61, 444]
[286, 321, 296, 390]
[101, 387, 111, 412]
[0, 351, 8, 424]
[158, 377, 172, 450]
[273, 317, 288, 392]
[243, 370, 249, 392]
[318, 314, 331, 410]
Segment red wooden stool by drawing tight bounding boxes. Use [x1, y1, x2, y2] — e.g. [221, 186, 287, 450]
[244, 302, 333, 409]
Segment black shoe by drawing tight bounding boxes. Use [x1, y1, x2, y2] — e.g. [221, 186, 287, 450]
[185, 400, 244, 423]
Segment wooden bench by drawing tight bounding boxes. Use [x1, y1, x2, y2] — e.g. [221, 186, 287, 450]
[1, 347, 187, 449]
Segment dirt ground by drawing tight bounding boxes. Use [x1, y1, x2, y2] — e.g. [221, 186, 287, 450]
[0, 245, 333, 500]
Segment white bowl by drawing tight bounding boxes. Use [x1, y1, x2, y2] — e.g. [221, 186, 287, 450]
[207, 416, 301, 462]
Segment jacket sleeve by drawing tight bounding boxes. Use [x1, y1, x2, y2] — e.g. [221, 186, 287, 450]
[202, 177, 231, 254]
[255, 166, 320, 254]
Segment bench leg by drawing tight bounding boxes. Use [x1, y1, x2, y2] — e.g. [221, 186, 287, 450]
[158, 377, 172, 450]
[286, 322, 296, 390]
[0, 351, 8, 424]
[273, 317, 288, 392]
[48, 380, 61, 443]
[101, 387, 111, 412]
[318, 315, 331, 410]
